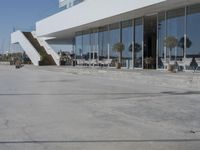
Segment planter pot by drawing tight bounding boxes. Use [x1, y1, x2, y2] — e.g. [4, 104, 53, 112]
[167, 64, 174, 72]
[116, 62, 121, 69]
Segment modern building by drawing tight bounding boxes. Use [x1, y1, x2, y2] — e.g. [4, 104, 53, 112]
[12, 0, 200, 69]
[59, 0, 84, 9]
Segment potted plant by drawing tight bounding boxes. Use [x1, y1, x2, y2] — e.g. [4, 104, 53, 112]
[113, 42, 125, 69]
[164, 36, 178, 72]
[178, 37, 192, 58]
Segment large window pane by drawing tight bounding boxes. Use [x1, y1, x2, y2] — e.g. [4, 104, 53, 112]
[166, 8, 185, 61]
[122, 20, 133, 68]
[75, 33, 83, 59]
[158, 12, 166, 69]
[186, 4, 200, 58]
[109, 23, 120, 67]
[82, 30, 90, 60]
[99, 26, 109, 60]
[90, 29, 98, 60]
[134, 18, 143, 68]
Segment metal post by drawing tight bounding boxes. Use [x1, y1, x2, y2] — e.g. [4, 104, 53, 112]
[132, 19, 135, 69]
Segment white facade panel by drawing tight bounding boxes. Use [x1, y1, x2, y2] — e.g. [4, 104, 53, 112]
[11, 31, 41, 66]
[36, 0, 166, 37]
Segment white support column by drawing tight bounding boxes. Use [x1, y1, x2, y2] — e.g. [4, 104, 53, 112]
[132, 19, 135, 69]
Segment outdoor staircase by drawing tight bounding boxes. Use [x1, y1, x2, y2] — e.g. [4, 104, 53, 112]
[23, 32, 56, 66]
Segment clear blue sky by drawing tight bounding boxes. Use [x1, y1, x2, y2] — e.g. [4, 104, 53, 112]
[0, 0, 58, 53]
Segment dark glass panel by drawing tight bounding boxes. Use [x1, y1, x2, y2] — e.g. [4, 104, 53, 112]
[158, 12, 166, 69]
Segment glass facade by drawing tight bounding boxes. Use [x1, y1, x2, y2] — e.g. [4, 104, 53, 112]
[134, 18, 143, 68]
[99, 26, 109, 60]
[166, 8, 185, 61]
[122, 20, 133, 68]
[109, 23, 120, 67]
[82, 30, 90, 60]
[157, 4, 200, 70]
[75, 32, 82, 59]
[186, 4, 200, 58]
[74, 3, 200, 70]
[158, 12, 166, 69]
[90, 29, 98, 60]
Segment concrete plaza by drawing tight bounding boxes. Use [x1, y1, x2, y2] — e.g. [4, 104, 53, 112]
[0, 65, 200, 150]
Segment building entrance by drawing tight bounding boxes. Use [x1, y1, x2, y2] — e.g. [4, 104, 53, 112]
[143, 15, 157, 69]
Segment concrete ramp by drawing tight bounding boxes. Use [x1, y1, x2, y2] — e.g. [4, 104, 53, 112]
[11, 31, 41, 66]
[31, 31, 60, 66]
[11, 31, 59, 66]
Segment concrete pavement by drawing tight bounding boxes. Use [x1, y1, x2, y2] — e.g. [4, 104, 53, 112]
[0, 65, 200, 150]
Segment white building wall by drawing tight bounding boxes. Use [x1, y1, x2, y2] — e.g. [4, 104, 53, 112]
[36, 0, 165, 37]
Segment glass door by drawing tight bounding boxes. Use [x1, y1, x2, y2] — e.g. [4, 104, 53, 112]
[143, 15, 157, 69]
[90, 29, 99, 66]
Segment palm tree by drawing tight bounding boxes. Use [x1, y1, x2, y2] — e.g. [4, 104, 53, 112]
[113, 42, 125, 63]
[113, 42, 125, 69]
[178, 37, 192, 57]
[128, 43, 142, 53]
[164, 36, 178, 61]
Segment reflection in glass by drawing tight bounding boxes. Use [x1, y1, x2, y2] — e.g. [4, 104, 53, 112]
[134, 18, 143, 68]
[186, 4, 200, 58]
[166, 8, 185, 61]
[158, 12, 166, 69]
[99, 26, 109, 60]
[109, 23, 120, 67]
[82, 30, 90, 60]
[122, 20, 133, 68]
[90, 29, 98, 60]
[75, 33, 83, 59]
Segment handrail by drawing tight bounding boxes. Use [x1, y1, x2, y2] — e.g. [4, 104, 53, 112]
[31, 31, 60, 66]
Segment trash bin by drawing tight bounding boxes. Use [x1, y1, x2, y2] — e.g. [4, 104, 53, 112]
[167, 64, 174, 72]
[72, 60, 76, 66]
[60, 60, 65, 66]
